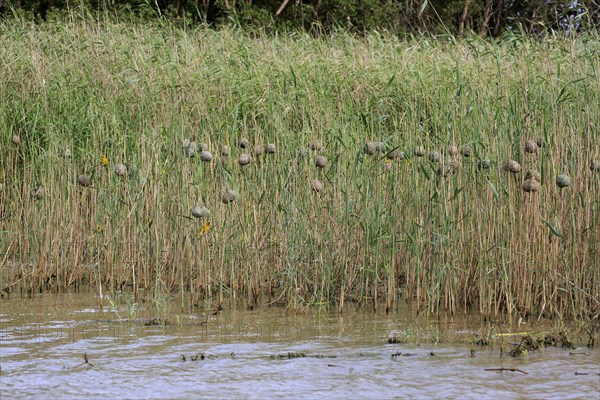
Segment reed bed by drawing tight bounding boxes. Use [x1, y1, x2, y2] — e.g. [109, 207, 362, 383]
[0, 16, 598, 319]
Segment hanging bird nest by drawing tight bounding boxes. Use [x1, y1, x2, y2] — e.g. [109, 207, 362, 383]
[536, 137, 547, 148]
[126, 163, 137, 178]
[221, 145, 230, 156]
[200, 143, 209, 152]
[522, 178, 541, 193]
[222, 188, 238, 204]
[503, 160, 521, 173]
[524, 140, 538, 154]
[64, 148, 72, 158]
[191, 205, 211, 218]
[445, 145, 459, 156]
[386, 148, 401, 160]
[266, 143, 276, 154]
[477, 158, 491, 170]
[556, 174, 571, 188]
[310, 179, 323, 193]
[253, 144, 264, 156]
[309, 140, 322, 151]
[428, 151, 441, 163]
[77, 174, 91, 187]
[200, 151, 213, 162]
[315, 155, 327, 168]
[114, 163, 127, 177]
[31, 186, 45, 200]
[461, 145, 473, 157]
[182, 138, 191, 149]
[414, 146, 425, 157]
[591, 160, 599, 172]
[239, 138, 250, 148]
[238, 153, 252, 166]
[12, 134, 21, 145]
[437, 159, 460, 177]
[364, 141, 377, 155]
[525, 169, 541, 181]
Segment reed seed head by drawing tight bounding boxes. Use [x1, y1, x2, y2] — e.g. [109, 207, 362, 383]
[556, 174, 571, 188]
[77, 174, 91, 187]
[524, 140, 538, 154]
[238, 153, 252, 166]
[266, 143, 276, 154]
[364, 141, 377, 155]
[428, 151, 441, 163]
[11, 134, 20, 145]
[525, 169, 541, 181]
[191, 205, 211, 218]
[309, 140, 322, 151]
[222, 188, 237, 204]
[310, 179, 323, 193]
[461, 145, 473, 157]
[200, 151, 213, 162]
[221, 145, 230, 156]
[114, 163, 127, 177]
[522, 178, 541, 193]
[478, 158, 491, 170]
[414, 146, 425, 157]
[239, 138, 250, 148]
[315, 155, 327, 168]
[253, 144, 264, 156]
[503, 160, 521, 173]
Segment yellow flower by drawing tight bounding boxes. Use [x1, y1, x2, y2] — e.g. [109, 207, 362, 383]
[101, 154, 109, 167]
[199, 221, 211, 235]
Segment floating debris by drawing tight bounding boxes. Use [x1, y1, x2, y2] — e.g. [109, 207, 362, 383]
[428, 151, 441, 163]
[461, 144, 473, 157]
[222, 188, 237, 204]
[503, 160, 521, 173]
[77, 174, 91, 187]
[525, 169, 541, 181]
[315, 155, 327, 168]
[524, 140, 538, 154]
[199, 151, 213, 162]
[522, 178, 541, 193]
[484, 367, 528, 374]
[221, 145, 230, 157]
[414, 146, 425, 157]
[266, 143, 276, 154]
[191, 205, 211, 218]
[253, 144, 264, 156]
[238, 153, 252, 166]
[11, 134, 20, 145]
[308, 140, 322, 151]
[239, 138, 250, 149]
[270, 352, 306, 359]
[556, 174, 571, 188]
[310, 179, 323, 193]
[114, 163, 127, 177]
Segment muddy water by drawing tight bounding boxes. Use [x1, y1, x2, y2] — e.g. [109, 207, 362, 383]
[1, 293, 599, 399]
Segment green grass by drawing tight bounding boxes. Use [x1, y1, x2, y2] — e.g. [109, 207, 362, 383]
[1, 15, 599, 320]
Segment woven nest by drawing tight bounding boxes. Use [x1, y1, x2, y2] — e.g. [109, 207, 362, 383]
[253, 144, 264, 156]
[31, 186, 45, 200]
[446, 145, 459, 156]
[525, 169, 541, 181]
[461, 145, 473, 157]
[536, 137, 547, 148]
[315, 155, 327, 168]
[266, 143, 276, 154]
[524, 140, 538, 154]
[428, 151, 441, 163]
[239, 138, 250, 149]
[200, 151, 213, 162]
[522, 178, 541, 193]
[437, 159, 460, 177]
[184, 141, 198, 158]
[0, 182, 3, 192]
[503, 160, 521, 173]
[238, 153, 252, 166]
[222, 188, 238, 204]
[182, 138, 191, 149]
[383, 160, 393, 172]
[77, 174, 91, 187]
[11, 134, 20, 145]
[310, 179, 323, 193]
[386, 148, 401, 160]
[556, 174, 571, 188]
[221, 145, 230, 156]
[364, 141, 377, 155]
[191, 205, 211, 218]
[127, 163, 137, 177]
[478, 158, 491, 170]
[64, 148, 72, 158]
[591, 160, 599, 172]
[200, 143, 209, 152]
[414, 146, 425, 157]
[114, 163, 127, 177]
[309, 140, 322, 151]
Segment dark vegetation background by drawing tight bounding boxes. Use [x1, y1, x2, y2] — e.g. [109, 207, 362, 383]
[1, 0, 598, 36]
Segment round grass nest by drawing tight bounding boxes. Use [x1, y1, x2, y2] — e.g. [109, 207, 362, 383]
[77, 174, 91, 187]
[253, 144, 264, 156]
[239, 138, 250, 149]
[525, 169, 541, 181]
[461, 145, 473, 157]
[310, 179, 323, 193]
[503, 160, 521, 173]
[114, 163, 127, 177]
[414, 146, 425, 157]
[446, 145, 459, 156]
[266, 143, 276, 154]
[12, 134, 20, 145]
[522, 178, 541, 193]
[315, 155, 327, 168]
[191, 205, 211, 218]
[428, 151, 441, 163]
[524, 140, 538, 154]
[556, 174, 571, 188]
[478, 158, 491, 170]
[221, 145, 230, 156]
[222, 188, 237, 204]
[309, 140, 322, 151]
[238, 153, 252, 166]
[200, 151, 213, 162]
[364, 141, 378, 155]
[536, 137, 547, 148]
